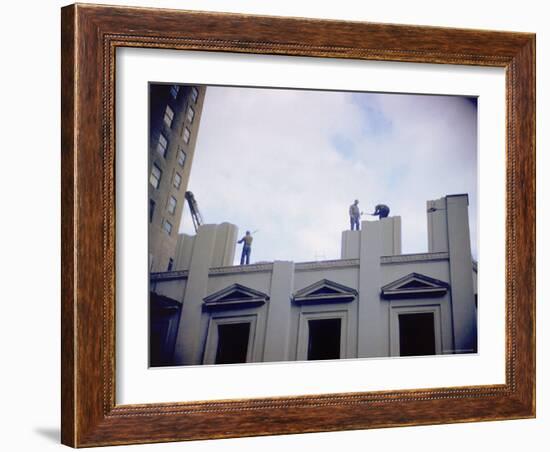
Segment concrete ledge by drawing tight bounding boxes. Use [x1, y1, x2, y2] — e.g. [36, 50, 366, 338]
[381, 252, 449, 264]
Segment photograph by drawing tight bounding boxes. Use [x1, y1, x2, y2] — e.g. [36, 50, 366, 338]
[53, 1, 537, 447]
[148, 83, 479, 367]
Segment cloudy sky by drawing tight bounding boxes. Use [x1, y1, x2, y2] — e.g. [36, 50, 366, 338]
[180, 86, 477, 265]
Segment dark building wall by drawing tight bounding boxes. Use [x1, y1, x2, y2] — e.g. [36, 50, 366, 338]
[148, 84, 206, 272]
[149, 293, 182, 366]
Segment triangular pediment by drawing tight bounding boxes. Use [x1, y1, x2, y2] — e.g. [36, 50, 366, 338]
[309, 286, 341, 296]
[149, 291, 182, 313]
[203, 284, 269, 311]
[381, 273, 449, 299]
[217, 290, 255, 302]
[293, 279, 358, 304]
[400, 280, 433, 289]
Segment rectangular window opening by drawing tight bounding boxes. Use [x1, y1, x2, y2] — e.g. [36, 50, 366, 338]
[215, 323, 250, 364]
[182, 127, 191, 144]
[307, 318, 341, 361]
[163, 105, 175, 128]
[149, 199, 156, 223]
[167, 196, 177, 214]
[398, 312, 436, 357]
[170, 85, 179, 99]
[177, 149, 186, 167]
[162, 219, 173, 235]
[191, 86, 199, 103]
[149, 164, 162, 188]
[157, 133, 168, 157]
[186, 106, 195, 123]
[173, 172, 182, 189]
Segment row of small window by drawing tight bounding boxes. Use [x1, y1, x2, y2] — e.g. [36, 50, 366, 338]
[170, 85, 199, 104]
[149, 196, 178, 219]
[157, 133, 188, 164]
[149, 198, 177, 235]
[149, 164, 182, 190]
[163, 104, 195, 129]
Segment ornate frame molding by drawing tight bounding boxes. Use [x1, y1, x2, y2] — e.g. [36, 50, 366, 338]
[61, 4, 535, 447]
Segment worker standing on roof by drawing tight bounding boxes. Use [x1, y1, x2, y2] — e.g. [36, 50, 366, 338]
[349, 199, 361, 231]
[371, 204, 390, 220]
[237, 231, 253, 265]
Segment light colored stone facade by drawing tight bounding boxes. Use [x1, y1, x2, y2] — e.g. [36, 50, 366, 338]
[150, 194, 477, 366]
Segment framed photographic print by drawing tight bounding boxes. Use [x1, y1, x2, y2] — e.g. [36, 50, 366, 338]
[61, 3, 535, 447]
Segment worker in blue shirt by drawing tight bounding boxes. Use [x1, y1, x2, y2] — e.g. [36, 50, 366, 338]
[371, 204, 390, 219]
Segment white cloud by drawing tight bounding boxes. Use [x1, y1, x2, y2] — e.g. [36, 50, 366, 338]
[180, 86, 477, 264]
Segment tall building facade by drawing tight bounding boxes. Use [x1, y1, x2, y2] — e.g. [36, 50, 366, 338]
[149, 84, 206, 272]
[150, 194, 478, 366]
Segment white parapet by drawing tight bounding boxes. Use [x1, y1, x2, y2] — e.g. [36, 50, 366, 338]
[174, 233, 195, 271]
[341, 230, 360, 259]
[445, 194, 477, 353]
[341, 216, 402, 260]
[426, 194, 477, 353]
[380, 216, 402, 256]
[427, 197, 449, 252]
[211, 222, 238, 267]
[174, 222, 237, 271]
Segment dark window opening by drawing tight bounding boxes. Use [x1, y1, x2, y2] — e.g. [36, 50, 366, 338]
[167, 258, 174, 272]
[398, 312, 436, 357]
[215, 323, 250, 364]
[307, 318, 341, 360]
[149, 315, 169, 366]
[149, 199, 156, 223]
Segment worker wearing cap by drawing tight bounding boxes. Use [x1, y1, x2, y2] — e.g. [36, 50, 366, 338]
[238, 231, 253, 265]
[349, 199, 361, 231]
[372, 204, 390, 219]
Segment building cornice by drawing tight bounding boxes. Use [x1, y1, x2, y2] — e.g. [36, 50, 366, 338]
[381, 252, 449, 264]
[209, 263, 274, 275]
[150, 254, 453, 281]
[295, 259, 360, 271]
[150, 270, 189, 281]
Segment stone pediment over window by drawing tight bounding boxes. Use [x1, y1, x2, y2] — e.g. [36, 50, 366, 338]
[381, 273, 449, 299]
[203, 283, 269, 311]
[150, 292, 182, 313]
[293, 279, 358, 304]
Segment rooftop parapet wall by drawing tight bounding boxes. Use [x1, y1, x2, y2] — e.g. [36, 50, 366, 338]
[427, 194, 470, 253]
[341, 216, 402, 260]
[174, 222, 237, 271]
[426, 194, 476, 353]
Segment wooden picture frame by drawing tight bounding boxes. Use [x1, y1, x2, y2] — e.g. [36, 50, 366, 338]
[61, 3, 535, 447]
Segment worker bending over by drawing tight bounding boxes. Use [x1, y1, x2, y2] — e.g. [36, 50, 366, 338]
[371, 204, 390, 219]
